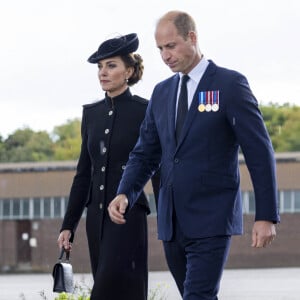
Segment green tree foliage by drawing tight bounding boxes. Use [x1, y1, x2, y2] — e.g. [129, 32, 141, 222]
[260, 103, 300, 152]
[0, 104, 299, 163]
[0, 119, 81, 162]
[0, 127, 54, 162]
[0, 135, 5, 162]
[52, 118, 81, 160]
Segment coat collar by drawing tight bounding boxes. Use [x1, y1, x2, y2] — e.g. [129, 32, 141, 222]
[104, 88, 132, 108]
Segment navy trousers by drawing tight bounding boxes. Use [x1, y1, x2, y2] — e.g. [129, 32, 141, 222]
[163, 220, 231, 300]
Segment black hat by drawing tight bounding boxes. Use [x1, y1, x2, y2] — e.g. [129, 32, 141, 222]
[87, 33, 139, 64]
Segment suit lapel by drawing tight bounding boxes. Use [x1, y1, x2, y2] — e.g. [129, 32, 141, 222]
[176, 62, 217, 148]
[168, 74, 180, 147]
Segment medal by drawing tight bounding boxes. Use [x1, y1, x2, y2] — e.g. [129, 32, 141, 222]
[212, 90, 219, 112]
[198, 90, 220, 112]
[198, 104, 205, 112]
[198, 91, 205, 112]
[205, 104, 212, 112]
[212, 104, 219, 111]
[205, 91, 212, 111]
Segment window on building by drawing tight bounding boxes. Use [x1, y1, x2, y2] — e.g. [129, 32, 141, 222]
[242, 192, 248, 213]
[3, 199, 10, 218]
[2, 189, 300, 220]
[295, 191, 300, 212]
[64, 197, 69, 212]
[241, 191, 256, 214]
[0, 196, 82, 220]
[43, 197, 51, 218]
[54, 197, 62, 218]
[242, 190, 300, 215]
[282, 191, 293, 213]
[23, 198, 30, 218]
[248, 191, 256, 214]
[12, 198, 21, 218]
[147, 193, 157, 216]
[33, 198, 41, 218]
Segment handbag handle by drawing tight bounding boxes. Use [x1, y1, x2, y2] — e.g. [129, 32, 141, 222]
[58, 248, 71, 262]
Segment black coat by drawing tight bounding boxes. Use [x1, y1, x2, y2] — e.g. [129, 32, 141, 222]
[61, 89, 159, 299]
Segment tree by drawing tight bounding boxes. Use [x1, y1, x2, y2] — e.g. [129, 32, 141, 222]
[0, 135, 6, 162]
[1, 127, 54, 162]
[52, 118, 81, 160]
[0, 103, 299, 163]
[260, 103, 300, 152]
[275, 107, 300, 151]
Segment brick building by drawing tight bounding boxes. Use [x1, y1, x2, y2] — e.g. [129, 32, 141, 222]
[0, 152, 300, 273]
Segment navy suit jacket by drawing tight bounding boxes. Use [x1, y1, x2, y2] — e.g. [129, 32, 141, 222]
[118, 61, 280, 241]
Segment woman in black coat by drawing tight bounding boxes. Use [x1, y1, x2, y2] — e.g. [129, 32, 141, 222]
[57, 33, 159, 300]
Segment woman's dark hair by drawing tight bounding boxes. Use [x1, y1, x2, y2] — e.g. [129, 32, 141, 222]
[121, 53, 144, 86]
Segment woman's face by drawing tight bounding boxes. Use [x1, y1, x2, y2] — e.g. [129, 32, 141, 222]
[97, 56, 133, 98]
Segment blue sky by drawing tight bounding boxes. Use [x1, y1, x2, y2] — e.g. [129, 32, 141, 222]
[1, 0, 299, 138]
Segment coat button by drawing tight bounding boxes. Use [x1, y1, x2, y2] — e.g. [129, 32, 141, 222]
[99, 203, 103, 209]
[102, 147, 107, 153]
[174, 158, 179, 163]
[121, 165, 126, 170]
[108, 110, 113, 116]
[105, 129, 110, 134]
[101, 166, 106, 172]
[99, 185, 104, 190]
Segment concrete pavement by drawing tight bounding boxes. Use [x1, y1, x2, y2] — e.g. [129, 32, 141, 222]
[1, 268, 299, 299]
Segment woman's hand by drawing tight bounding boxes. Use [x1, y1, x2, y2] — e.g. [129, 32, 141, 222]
[57, 230, 72, 251]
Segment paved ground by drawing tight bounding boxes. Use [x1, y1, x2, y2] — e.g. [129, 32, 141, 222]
[1, 268, 299, 299]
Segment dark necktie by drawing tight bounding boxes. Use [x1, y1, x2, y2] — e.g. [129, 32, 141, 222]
[175, 74, 190, 142]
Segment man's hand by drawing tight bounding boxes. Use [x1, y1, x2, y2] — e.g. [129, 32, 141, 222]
[251, 220, 276, 248]
[108, 194, 129, 224]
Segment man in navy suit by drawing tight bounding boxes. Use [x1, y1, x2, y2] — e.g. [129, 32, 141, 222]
[108, 10, 280, 300]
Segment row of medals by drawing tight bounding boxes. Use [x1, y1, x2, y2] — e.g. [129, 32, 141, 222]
[198, 103, 219, 112]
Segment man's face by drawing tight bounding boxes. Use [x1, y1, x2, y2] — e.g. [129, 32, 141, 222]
[155, 20, 198, 74]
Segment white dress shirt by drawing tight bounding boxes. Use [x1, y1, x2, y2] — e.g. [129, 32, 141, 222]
[176, 57, 210, 116]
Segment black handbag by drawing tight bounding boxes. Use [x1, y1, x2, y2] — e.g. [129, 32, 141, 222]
[52, 248, 74, 293]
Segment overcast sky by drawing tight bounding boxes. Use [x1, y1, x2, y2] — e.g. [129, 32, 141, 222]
[1, 0, 299, 138]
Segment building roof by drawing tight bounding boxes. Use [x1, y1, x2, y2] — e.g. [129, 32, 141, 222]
[1, 152, 300, 173]
[0, 160, 77, 173]
[239, 152, 300, 164]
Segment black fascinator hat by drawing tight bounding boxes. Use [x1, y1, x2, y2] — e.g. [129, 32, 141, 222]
[87, 33, 139, 63]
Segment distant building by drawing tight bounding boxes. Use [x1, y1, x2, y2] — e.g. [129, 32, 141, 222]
[0, 153, 300, 272]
